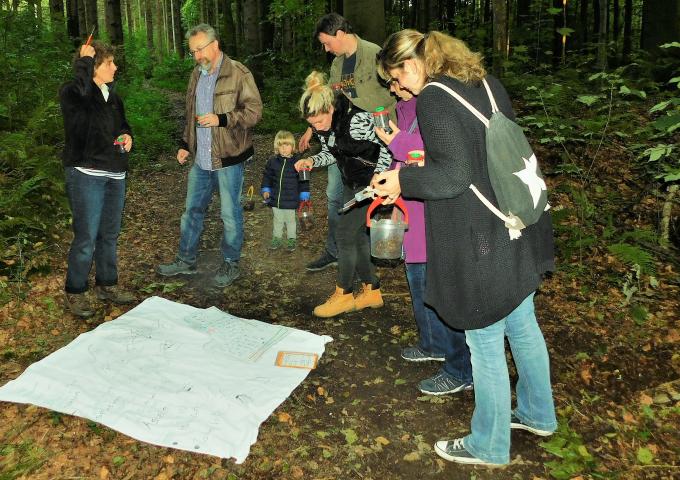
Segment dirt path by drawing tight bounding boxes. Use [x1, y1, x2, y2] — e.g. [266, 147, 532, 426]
[1, 101, 679, 479]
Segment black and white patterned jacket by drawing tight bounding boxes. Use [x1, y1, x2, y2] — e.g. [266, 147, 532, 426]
[311, 94, 392, 189]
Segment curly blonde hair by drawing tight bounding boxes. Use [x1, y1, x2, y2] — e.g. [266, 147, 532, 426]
[299, 71, 335, 118]
[377, 29, 486, 85]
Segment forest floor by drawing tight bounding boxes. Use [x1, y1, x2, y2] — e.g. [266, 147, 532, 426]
[1, 94, 679, 480]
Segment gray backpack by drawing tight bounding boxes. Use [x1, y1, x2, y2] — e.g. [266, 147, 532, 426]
[425, 78, 549, 240]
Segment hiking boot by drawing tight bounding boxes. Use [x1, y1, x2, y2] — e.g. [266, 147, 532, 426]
[313, 286, 355, 318]
[269, 237, 283, 250]
[418, 369, 473, 395]
[95, 285, 135, 304]
[286, 238, 297, 252]
[306, 251, 337, 271]
[64, 292, 95, 318]
[156, 258, 197, 276]
[214, 260, 240, 287]
[401, 346, 446, 362]
[434, 438, 499, 465]
[354, 283, 384, 310]
[510, 414, 554, 436]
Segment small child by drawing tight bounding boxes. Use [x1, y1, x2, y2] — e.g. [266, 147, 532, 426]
[261, 131, 310, 251]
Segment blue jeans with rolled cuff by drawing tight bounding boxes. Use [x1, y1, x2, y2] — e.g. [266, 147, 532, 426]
[64, 167, 126, 294]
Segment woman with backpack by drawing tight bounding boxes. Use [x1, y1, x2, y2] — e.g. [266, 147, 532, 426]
[372, 30, 557, 466]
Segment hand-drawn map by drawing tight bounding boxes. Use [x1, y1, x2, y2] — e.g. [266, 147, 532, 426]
[0, 296, 332, 462]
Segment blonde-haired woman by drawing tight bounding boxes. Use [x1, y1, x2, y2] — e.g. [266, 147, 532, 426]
[372, 30, 557, 465]
[295, 71, 392, 318]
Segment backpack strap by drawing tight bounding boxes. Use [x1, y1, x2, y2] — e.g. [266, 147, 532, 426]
[407, 116, 419, 134]
[481, 78, 500, 113]
[425, 82, 490, 128]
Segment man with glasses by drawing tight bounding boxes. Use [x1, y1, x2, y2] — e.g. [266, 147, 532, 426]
[298, 13, 395, 272]
[157, 24, 262, 287]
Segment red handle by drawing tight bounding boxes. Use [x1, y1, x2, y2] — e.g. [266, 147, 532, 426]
[366, 196, 409, 227]
[298, 199, 312, 213]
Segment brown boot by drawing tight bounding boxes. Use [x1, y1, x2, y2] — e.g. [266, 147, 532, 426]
[64, 292, 95, 318]
[95, 285, 135, 304]
[313, 286, 356, 318]
[354, 283, 384, 311]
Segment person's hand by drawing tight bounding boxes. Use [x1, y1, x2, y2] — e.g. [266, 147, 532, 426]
[375, 120, 400, 145]
[196, 113, 219, 128]
[371, 170, 401, 205]
[263, 191, 270, 200]
[80, 44, 95, 58]
[298, 127, 313, 152]
[119, 134, 133, 152]
[294, 158, 313, 172]
[177, 149, 190, 165]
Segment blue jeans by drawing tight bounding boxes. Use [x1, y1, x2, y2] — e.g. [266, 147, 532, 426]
[64, 168, 126, 293]
[405, 263, 472, 383]
[324, 163, 343, 258]
[178, 162, 244, 264]
[464, 292, 557, 464]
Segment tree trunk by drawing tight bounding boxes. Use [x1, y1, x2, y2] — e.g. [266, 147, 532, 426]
[84, 0, 97, 35]
[222, 0, 236, 56]
[77, 0, 87, 39]
[579, 0, 589, 45]
[343, 0, 385, 45]
[105, 0, 124, 45]
[242, 0, 259, 55]
[282, 15, 292, 53]
[641, 0, 680, 55]
[66, 0, 80, 37]
[170, 0, 183, 57]
[154, 0, 164, 56]
[50, 0, 65, 31]
[491, 0, 507, 77]
[597, 0, 607, 69]
[622, 0, 632, 58]
[145, 0, 153, 52]
[125, 0, 133, 35]
[260, 0, 273, 51]
[445, 0, 456, 34]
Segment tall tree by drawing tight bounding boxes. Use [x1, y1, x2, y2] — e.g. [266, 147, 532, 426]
[144, 0, 153, 51]
[124, 0, 133, 35]
[170, 0, 183, 57]
[65, 0, 80, 37]
[76, 0, 87, 39]
[49, 0, 65, 31]
[260, 0, 274, 52]
[596, 0, 607, 69]
[84, 0, 97, 34]
[221, 0, 236, 56]
[154, 0, 165, 56]
[622, 0, 632, 58]
[105, 0, 124, 45]
[491, 0, 508, 77]
[641, 0, 680, 55]
[242, 0, 259, 55]
[344, 0, 386, 45]
[579, 0, 589, 46]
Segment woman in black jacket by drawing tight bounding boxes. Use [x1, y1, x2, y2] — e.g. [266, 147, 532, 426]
[373, 30, 557, 466]
[295, 71, 392, 318]
[59, 41, 134, 318]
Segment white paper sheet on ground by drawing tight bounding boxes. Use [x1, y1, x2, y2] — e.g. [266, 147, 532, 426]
[0, 296, 332, 462]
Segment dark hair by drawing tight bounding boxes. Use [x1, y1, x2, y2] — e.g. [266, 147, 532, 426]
[314, 13, 353, 38]
[73, 40, 115, 69]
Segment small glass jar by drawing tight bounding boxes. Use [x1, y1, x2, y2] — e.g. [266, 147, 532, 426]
[405, 150, 425, 167]
[372, 106, 392, 134]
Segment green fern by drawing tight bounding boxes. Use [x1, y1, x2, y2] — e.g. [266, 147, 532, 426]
[607, 242, 656, 275]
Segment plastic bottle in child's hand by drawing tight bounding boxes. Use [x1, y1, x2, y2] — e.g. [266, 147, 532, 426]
[114, 135, 126, 153]
[373, 107, 392, 134]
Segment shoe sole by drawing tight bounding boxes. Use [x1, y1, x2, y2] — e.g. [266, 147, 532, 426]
[510, 422, 553, 436]
[306, 261, 338, 272]
[401, 354, 446, 362]
[418, 384, 473, 396]
[96, 294, 134, 304]
[156, 269, 198, 276]
[354, 302, 384, 311]
[64, 301, 95, 319]
[433, 442, 500, 465]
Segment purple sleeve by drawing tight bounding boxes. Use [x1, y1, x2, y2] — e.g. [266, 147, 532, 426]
[388, 131, 424, 163]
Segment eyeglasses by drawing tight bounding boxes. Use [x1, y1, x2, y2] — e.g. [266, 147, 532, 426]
[188, 40, 214, 58]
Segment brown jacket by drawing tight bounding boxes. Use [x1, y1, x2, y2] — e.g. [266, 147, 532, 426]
[181, 54, 263, 169]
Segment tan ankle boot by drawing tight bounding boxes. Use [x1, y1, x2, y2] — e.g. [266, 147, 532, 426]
[354, 283, 384, 311]
[313, 286, 356, 318]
